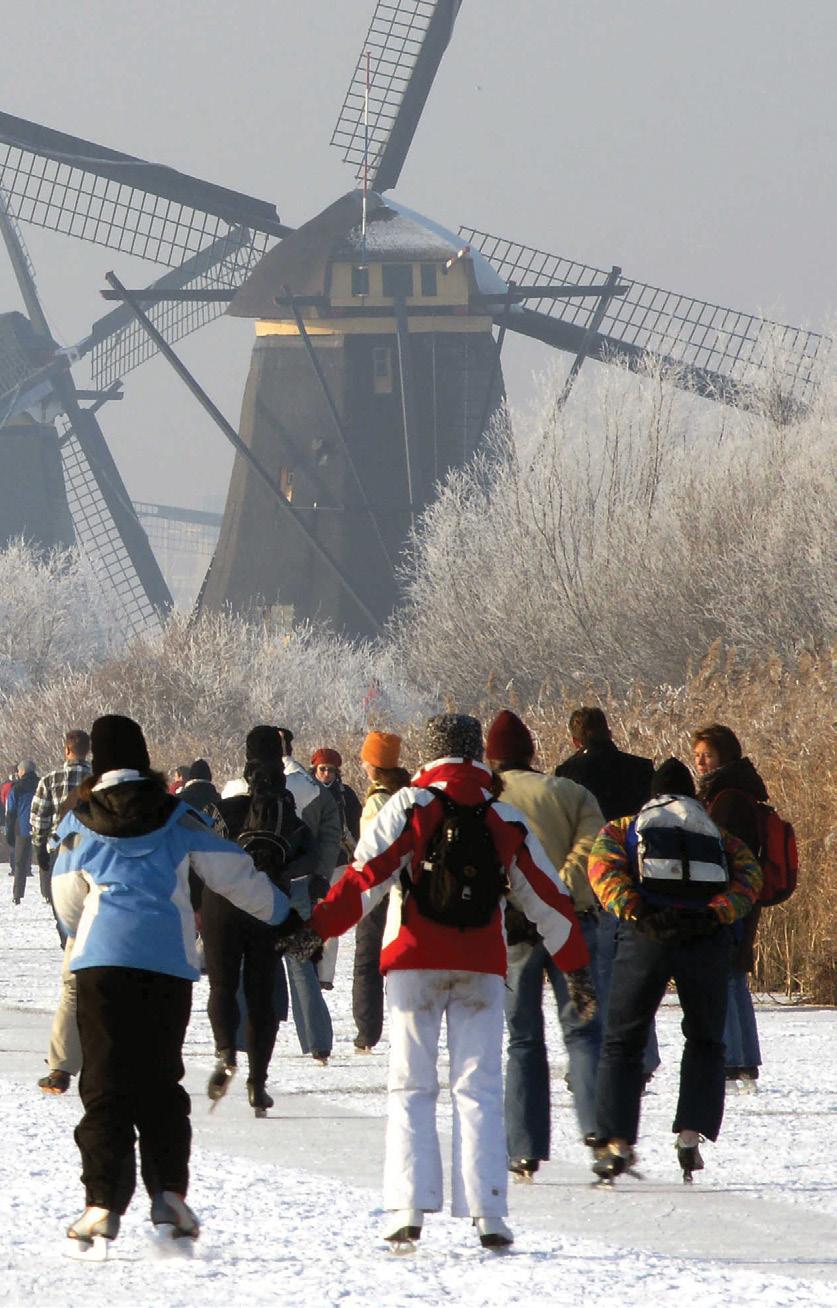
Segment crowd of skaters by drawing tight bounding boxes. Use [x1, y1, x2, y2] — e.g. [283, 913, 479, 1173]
[0, 704, 773, 1253]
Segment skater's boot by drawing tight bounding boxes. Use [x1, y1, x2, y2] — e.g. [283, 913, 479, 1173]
[67, 1206, 120, 1258]
[475, 1216, 514, 1249]
[247, 1080, 274, 1117]
[675, 1130, 705, 1183]
[150, 1191, 200, 1241]
[591, 1138, 637, 1182]
[508, 1157, 539, 1183]
[383, 1209, 423, 1249]
[207, 1052, 236, 1104]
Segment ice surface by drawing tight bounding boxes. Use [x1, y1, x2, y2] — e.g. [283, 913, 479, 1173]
[0, 865, 835, 1307]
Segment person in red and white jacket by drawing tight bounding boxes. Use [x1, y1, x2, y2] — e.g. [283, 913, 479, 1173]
[305, 714, 593, 1251]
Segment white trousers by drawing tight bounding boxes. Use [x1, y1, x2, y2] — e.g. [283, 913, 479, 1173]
[383, 969, 507, 1219]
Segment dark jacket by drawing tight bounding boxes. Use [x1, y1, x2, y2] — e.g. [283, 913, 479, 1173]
[555, 742, 653, 822]
[200, 773, 317, 921]
[179, 777, 222, 816]
[4, 770, 39, 843]
[697, 757, 768, 972]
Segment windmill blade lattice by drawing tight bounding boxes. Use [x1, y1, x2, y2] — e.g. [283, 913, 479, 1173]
[461, 227, 826, 406]
[58, 417, 165, 639]
[331, 0, 461, 192]
[0, 110, 287, 267]
[86, 226, 270, 390]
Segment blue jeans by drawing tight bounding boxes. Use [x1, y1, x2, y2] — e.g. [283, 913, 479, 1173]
[596, 911, 660, 1077]
[287, 956, 333, 1056]
[595, 921, 732, 1145]
[504, 912, 601, 1156]
[723, 972, 761, 1071]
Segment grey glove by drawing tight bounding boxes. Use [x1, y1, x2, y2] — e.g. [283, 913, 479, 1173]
[565, 966, 598, 1024]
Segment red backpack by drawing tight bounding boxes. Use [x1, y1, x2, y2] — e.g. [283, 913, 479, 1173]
[718, 790, 798, 906]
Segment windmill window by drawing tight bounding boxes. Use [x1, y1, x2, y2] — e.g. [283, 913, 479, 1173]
[372, 346, 394, 394]
[420, 263, 438, 297]
[381, 263, 414, 299]
[279, 467, 294, 501]
[351, 265, 369, 296]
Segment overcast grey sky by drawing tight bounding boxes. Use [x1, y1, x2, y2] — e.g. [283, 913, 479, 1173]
[3, 0, 835, 510]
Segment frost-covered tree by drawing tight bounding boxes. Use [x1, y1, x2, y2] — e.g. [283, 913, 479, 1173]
[393, 356, 836, 702]
[0, 540, 122, 697]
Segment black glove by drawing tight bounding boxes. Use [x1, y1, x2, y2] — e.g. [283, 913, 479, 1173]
[35, 843, 51, 874]
[565, 966, 598, 1023]
[637, 905, 719, 943]
[271, 909, 305, 947]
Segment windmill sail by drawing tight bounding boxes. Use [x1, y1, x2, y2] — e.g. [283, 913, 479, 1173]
[461, 227, 826, 408]
[331, 0, 462, 192]
[0, 110, 288, 264]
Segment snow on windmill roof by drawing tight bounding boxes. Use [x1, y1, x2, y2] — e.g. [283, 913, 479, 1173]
[228, 189, 509, 319]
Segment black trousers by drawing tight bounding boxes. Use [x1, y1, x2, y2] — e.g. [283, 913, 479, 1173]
[352, 896, 388, 1048]
[595, 921, 732, 1145]
[201, 892, 279, 1085]
[75, 967, 192, 1213]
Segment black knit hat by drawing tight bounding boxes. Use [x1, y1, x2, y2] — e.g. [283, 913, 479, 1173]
[245, 725, 285, 762]
[90, 715, 150, 778]
[422, 713, 483, 763]
[189, 758, 212, 781]
[650, 756, 695, 800]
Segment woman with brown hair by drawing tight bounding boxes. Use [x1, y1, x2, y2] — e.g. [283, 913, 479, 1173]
[352, 732, 411, 1052]
[692, 723, 766, 1090]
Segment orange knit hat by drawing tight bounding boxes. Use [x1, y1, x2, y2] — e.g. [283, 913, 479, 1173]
[360, 731, 402, 769]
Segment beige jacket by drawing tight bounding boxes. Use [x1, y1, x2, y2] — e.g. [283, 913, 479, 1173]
[498, 769, 603, 912]
[360, 786, 392, 834]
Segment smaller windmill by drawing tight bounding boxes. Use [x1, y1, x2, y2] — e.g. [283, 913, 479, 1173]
[0, 182, 271, 636]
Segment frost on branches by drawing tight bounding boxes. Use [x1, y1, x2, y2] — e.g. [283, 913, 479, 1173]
[395, 356, 836, 702]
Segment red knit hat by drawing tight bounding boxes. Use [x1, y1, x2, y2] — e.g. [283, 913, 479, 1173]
[485, 710, 535, 765]
[311, 747, 342, 769]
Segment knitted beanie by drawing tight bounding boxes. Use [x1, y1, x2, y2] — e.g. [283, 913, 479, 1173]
[485, 709, 535, 765]
[422, 714, 483, 763]
[245, 725, 285, 762]
[311, 747, 342, 769]
[650, 757, 695, 800]
[360, 732, 402, 770]
[90, 715, 150, 778]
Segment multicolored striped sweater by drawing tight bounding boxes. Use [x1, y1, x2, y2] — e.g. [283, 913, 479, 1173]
[588, 815, 763, 924]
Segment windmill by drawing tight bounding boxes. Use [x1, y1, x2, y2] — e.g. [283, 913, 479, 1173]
[0, 0, 826, 639]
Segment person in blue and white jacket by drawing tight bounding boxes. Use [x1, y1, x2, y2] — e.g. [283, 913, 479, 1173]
[52, 714, 292, 1255]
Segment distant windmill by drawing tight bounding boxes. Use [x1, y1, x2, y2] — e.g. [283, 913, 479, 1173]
[0, 0, 826, 638]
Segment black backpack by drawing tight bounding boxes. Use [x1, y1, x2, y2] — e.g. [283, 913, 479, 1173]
[236, 790, 295, 895]
[402, 787, 509, 930]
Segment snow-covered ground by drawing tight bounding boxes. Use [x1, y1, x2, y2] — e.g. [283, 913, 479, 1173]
[1, 871, 835, 1308]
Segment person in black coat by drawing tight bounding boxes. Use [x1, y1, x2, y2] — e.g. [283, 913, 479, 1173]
[179, 759, 222, 816]
[555, 707, 653, 821]
[200, 726, 316, 1112]
[692, 723, 767, 1088]
[555, 708, 659, 1080]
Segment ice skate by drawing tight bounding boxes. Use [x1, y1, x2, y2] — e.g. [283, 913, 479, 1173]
[65, 1206, 119, 1260]
[475, 1216, 514, 1250]
[38, 1069, 70, 1095]
[508, 1157, 538, 1184]
[676, 1131, 705, 1183]
[150, 1191, 199, 1252]
[383, 1209, 422, 1253]
[591, 1140, 640, 1185]
[247, 1081, 274, 1118]
[207, 1056, 236, 1109]
[311, 1051, 330, 1066]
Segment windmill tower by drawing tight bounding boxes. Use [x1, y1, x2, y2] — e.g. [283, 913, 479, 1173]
[200, 192, 505, 634]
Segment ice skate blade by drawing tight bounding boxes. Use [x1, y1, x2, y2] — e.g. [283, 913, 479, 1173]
[511, 1171, 534, 1185]
[65, 1234, 109, 1262]
[388, 1238, 418, 1256]
[254, 1107, 267, 1119]
[151, 1224, 195, 1256]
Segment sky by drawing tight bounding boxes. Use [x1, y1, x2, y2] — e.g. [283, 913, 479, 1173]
[2, 0, 836, 512]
